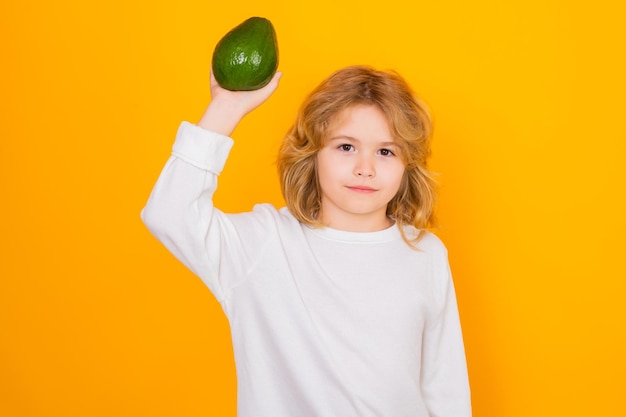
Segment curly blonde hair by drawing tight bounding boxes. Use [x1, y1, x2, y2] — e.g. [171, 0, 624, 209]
[277, 65, 437, 245]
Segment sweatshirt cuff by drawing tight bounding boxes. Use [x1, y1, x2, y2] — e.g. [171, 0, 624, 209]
[171, 121, 235, 174]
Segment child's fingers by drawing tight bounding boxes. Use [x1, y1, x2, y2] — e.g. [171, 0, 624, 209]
[260, 71, 282, 96]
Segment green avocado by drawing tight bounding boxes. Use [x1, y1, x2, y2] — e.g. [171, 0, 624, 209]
[212, 17, 279, 91]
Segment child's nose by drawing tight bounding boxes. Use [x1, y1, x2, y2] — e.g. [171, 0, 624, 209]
[354, 156, 375, 178]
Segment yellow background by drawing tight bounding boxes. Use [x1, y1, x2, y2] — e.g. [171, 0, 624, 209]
[2, 0, 625, 416]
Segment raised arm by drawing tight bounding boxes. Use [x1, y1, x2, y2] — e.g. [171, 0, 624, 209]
[141, 71, 282, 301]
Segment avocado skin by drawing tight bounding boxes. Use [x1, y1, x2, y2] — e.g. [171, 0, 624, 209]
[212, 17, 279, 91]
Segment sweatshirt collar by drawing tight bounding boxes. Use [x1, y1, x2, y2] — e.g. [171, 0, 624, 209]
[304, 222, 401, 244]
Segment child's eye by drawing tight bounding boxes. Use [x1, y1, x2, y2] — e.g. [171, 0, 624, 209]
[338, 144, 354, 152]
[379, 148, 395, 156]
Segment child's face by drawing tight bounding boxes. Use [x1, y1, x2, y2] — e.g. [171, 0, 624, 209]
[316, 104, 405, 232]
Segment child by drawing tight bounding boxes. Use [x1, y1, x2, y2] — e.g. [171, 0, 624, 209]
[142, 65, 471, 417]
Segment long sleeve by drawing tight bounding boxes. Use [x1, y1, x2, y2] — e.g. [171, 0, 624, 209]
[140, 122, 268, 301]
[420, 249, 472, 417]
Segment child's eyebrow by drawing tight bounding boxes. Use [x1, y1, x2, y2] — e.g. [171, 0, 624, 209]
[328, 135, 398, 147]
[327, 135, 358, 142]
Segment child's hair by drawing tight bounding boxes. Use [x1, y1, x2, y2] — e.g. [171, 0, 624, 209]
[277, 65, 437, 244]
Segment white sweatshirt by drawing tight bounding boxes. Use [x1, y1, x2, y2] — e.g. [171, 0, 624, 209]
[141, 122, 471, 417]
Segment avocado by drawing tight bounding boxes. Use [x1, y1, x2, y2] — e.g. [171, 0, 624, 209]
[212, 17, 279, 91]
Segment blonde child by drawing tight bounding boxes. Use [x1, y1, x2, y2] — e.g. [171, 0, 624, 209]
[142, 65, 471, 416]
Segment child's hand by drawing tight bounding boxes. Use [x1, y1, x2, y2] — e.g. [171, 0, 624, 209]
[198, 71, 282, 136]
[210, 71, 282, 115]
